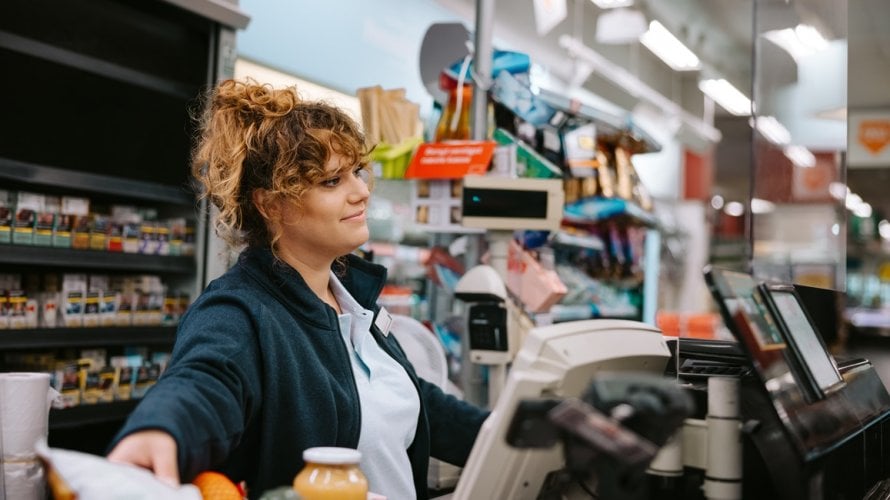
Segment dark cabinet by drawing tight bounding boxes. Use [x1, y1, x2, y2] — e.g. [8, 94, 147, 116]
[0, 0, 247, 453]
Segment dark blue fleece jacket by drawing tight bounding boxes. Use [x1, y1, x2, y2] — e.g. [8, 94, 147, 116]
[110, 247, 488, 499]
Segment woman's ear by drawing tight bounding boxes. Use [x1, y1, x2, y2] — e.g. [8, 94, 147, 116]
[251, 189, 278, 221]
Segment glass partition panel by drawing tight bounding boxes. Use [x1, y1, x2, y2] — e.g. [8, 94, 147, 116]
[751, 0, 848, 291]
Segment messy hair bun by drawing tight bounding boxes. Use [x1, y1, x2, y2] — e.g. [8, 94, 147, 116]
[191, 78, 370, 251]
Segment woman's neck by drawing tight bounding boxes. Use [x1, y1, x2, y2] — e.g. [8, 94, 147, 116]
[275, 247, 341, 313]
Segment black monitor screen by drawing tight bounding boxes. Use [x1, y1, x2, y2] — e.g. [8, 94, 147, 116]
[769, 290, 843, 393]
[462, 188, 549, 218]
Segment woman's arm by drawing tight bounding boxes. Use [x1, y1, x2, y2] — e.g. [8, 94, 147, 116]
[106, 292, 265, 482]
[107, 430, 180, 485]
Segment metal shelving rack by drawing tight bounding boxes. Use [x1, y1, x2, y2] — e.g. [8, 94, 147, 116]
[0, 0, 247, 450]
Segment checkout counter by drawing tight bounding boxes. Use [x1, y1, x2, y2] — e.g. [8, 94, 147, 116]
[443, 266, 890, 499]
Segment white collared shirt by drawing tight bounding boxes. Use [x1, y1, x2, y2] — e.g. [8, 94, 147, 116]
[330, 272, 419, 499]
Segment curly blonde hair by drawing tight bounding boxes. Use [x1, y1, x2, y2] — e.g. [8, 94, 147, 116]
[191, 79, 372, 252]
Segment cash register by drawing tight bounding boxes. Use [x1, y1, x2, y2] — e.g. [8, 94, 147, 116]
[445, 267, 890, 499]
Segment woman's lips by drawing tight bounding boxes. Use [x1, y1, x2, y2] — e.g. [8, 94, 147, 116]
[342, 211, 365, 222]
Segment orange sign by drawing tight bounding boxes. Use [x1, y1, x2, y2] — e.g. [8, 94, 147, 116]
[858, 120, 890, 154]
[404, 141, 496, 179]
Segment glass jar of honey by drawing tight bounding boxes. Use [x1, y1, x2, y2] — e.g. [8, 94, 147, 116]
[292, 447, 368, 500]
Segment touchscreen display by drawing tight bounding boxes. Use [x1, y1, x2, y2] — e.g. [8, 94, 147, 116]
[716, 270, 786, 350]
[769, 290, 843, 392]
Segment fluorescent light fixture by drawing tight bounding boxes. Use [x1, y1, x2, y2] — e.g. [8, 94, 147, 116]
[591, 0, 633, 8]
[845, 192, 863, 211]
[724, 201, 745, 217]
[699, 78, 751, 116]
[640, 20, 700, 71]
[816, 107, 847, 121]
[751, 198, 776, 214]
[595, 7, 647, 44]
[828, 182, 848, 201]
[763, 24, 828, 61]
[783, 145, 816, 168]
[754, 115, 791, 145]
[853, 202, 873, 218]
[878, 219, 890, 241]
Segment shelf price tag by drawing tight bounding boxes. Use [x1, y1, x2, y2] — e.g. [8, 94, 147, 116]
[404, 141, 496, 179]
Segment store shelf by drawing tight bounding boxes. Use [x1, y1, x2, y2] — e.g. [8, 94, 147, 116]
[50, 399, 141, 430]
[0, 157, 195, 206]
[0, 245, 195, 274]
[0, 326, 177, 349]
[0, 30, 195, 99]
[563, 197, 658, 228]
[537, 89, 661, 154]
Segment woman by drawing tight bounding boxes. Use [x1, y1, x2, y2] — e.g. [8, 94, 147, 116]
[107, 79, 488, 499]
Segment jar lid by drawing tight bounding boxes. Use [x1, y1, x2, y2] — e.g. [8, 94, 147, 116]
[302, 447, 362, 465]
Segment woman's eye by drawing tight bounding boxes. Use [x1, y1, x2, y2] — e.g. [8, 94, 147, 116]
[321, 176, 341, 187]
[354, 167, 370, 183]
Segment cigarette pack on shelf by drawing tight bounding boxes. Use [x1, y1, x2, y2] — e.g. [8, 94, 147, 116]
[13, 191, 41, 245]
[110, 355, 141, 401]
[139, 221, 159, 255]
[61, 274, 87, 327]
[156, 224, 170, 256]
[182, 223, 196, 256]
[40, 274, 60, 328]
[0, 189, 12, 244]
[56, 361, 81, 408]
[131, 362, 160, 399]
[168, 218, 186, 256]
[34, 195, 60, 246]
[89, 215, 109, 251]
[82, 291, 101, 327]
[7, 289, 31, 329]
[61, 196, 90, 249]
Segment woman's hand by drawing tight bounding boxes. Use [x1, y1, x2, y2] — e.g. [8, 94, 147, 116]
[107, 430, 180, 486]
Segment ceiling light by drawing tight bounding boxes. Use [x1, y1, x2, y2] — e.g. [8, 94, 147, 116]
[754, 115, 791, 145]
[699, 78, 751, 116]
[751, 198, 776, 214]
[595, 7, 647, 44]
[878, 219, 890, 241]
[591, 0, 634, 8]
[783, 145, 816, 168]
[853, 202, 873, 219]
[763, 24, 828, 61]
[724, 201, 745, 217]
[845, 192, 863, 211]
[816, 107, 847, 121]
[640, 20, 700, 71]
[710, 195, 725, 210]
[828, 182, 848, 200]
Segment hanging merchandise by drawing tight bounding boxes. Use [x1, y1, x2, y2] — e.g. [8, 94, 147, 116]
[356, 86, 423, 179]
[435, 84, 473, 142]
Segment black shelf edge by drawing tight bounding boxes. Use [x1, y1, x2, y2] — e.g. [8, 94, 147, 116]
[0, 245, 195, 274]
[0, 326, 177, 349]
[0, 30, 195, 99]
[0, 156, 195, 206]
[50, 399, 141, 430]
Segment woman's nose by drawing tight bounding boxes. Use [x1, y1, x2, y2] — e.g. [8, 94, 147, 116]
[349, 172, 371, 201]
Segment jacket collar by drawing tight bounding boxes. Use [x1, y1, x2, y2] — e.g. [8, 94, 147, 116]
[238, 246, 388, 313]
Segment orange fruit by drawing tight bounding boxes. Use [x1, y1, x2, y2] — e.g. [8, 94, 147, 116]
[192, 471, 243, 500]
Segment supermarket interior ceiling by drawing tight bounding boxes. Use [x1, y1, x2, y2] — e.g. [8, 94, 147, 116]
[437, 0, 890, 217]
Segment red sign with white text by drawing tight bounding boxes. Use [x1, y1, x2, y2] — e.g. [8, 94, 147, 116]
[404, 141, 496, 179]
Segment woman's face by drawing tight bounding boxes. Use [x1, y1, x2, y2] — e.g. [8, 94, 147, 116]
[275, 153, 371, 264]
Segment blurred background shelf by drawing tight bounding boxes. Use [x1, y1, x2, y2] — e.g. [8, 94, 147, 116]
[0, 326, 177, 349]
[0, 245, 195, 274]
